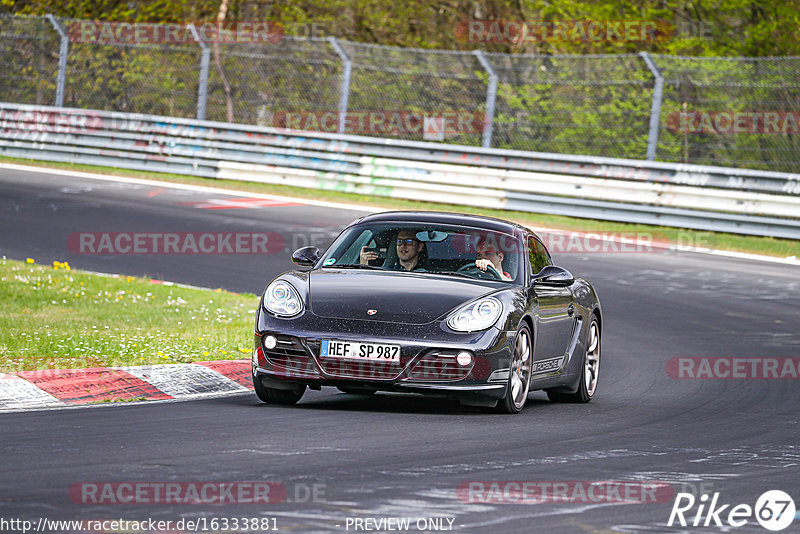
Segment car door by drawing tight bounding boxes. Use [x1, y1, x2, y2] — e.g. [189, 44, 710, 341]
[528, 236, 575, 374]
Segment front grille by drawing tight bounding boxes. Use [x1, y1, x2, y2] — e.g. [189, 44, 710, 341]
[318, 358, 402, 380]
[308, 340, 408, 380]
[406, 352, 471, 381]
[264, 336, 317, 377]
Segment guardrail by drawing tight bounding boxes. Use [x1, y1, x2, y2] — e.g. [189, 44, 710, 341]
[1, 102, 799, 239]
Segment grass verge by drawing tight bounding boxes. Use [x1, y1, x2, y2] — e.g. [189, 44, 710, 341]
[1, 155, 799, 258]
[0, 257, 257, 373]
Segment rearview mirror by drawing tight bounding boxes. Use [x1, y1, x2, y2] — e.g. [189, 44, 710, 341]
[291, 246, 320, 267]
[533, 265, 574, 286]
[416, 230, 448, 243]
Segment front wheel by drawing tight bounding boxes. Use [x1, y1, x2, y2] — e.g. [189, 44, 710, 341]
[498, 325, 532, 414]
[547, 316, 600, 403]
[253, 375, 305, 405]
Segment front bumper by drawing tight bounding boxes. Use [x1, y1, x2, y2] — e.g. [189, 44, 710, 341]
[252, 308, 514, 401]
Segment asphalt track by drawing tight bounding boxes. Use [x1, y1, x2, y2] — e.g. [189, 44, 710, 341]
[1, 167, 799, 534]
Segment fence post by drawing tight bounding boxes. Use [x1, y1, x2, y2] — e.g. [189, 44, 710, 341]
[45, 14, 68, 107]
[472, 50, 497, 148]
[187, 24, 209, 121]
[327, 37, 352, 134]
[639, 52, 664, 161]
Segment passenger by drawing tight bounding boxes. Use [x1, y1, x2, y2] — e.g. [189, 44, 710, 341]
[475, 236, 512, 281]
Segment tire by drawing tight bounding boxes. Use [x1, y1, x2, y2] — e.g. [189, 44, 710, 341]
[252, 374, 305, 405]
[337, 387, 376, 395]
[498, 324, 532, 414]
[547, 316, 600, 403]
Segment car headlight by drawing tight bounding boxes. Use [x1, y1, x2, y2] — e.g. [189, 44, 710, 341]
[447, 297, 503, 332]
[263, 280, 304, 317]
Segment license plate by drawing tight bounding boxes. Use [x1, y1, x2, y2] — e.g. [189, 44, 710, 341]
[320, 340, 400, 363]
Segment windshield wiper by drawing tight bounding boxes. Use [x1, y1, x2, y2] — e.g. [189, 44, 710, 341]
[433, 270, 481, 279]
[326, 263, 387, 271]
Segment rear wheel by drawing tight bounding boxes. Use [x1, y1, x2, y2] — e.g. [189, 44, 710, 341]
[547, 316, 600, 403]
[253, 375, 305, 405]
[498, 325, 532, 414]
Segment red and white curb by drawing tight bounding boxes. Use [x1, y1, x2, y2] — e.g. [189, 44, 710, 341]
[0, 360, 253, 412]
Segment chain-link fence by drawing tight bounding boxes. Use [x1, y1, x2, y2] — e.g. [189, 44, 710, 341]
[0, 15, 60, 106]
[655, 55, 800, 172]
[1, 15, 799, 172]
[61, 19, 203, 118]
[487, 53, 655, 158]
[206, 37, 343, 125]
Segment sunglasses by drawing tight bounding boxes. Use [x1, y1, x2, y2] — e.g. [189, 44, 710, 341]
[396, 238, 419, 245]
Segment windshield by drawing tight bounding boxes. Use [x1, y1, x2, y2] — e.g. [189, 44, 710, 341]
[318, 222, 523, 283]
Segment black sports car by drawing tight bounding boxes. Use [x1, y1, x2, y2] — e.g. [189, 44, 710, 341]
[252, 211, 602, 413]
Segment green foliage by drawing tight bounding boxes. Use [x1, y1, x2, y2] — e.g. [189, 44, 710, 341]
[5, 0, 799, 56]
[0, 258, 257, 372]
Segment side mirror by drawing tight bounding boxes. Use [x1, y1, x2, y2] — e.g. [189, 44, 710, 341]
[533, 265, 574, 286]
[291, 246, 320, 267]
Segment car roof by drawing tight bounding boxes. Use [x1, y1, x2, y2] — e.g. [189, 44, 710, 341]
[354, 211, 524, 234]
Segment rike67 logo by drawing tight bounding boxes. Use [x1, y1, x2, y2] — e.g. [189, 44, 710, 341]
[668, 490, 796, 531]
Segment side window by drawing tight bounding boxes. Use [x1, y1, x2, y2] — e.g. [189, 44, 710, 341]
[339, 230, 374, 264]
[528, 236, 552, 275]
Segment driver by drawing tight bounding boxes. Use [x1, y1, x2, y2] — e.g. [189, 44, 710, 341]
[475, 236, 512, 281]
[360, 229, 428, 271]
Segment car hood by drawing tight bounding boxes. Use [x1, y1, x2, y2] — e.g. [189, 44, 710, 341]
[308, 269, 496, 325]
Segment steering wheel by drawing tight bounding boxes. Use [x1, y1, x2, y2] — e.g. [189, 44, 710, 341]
[457, 261, 503, 281]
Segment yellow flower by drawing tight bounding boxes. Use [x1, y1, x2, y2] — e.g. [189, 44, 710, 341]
[202, 351, 210, 356]
[126, 276, 133, 282]
[53, 261, 61, 269]
[26, 258, 34, 264]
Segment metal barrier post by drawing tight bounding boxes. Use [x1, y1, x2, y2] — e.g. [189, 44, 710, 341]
[45, 14, 69, 107]
[472, 50, 497, 148]
[188, 24, 210, 121]
[639, 52, 664, 161]
[328, 37, 352, 134]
